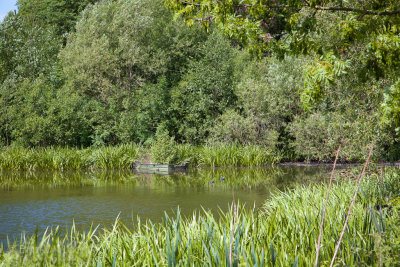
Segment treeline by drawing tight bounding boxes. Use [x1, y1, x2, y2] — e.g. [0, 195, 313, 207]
[0, 0, 399, 162]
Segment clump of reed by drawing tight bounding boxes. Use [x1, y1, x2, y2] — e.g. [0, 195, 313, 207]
[196, 144, 281, 167]
[0, 143, 281, 170]
[0, 144, 144, 171]
[2, 170, 399, 265]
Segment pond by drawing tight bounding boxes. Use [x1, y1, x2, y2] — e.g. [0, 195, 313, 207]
[0, 166, 334, 248]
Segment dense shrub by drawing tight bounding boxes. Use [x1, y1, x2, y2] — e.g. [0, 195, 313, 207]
[288, 112, 382, 162]
[150, 126, 179, 164]
[170, 31, 238, 144]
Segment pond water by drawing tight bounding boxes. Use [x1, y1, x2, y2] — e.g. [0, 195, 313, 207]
[0, 166, 334, 247]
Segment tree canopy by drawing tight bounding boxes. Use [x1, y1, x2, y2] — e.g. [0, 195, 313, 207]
[165, 0, 400, 127]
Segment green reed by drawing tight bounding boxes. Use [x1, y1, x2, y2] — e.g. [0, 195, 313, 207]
[2, 170, 399, 266]
[0, 143, 281, 171]
[0, 144, 144, 171]
[191, 144, 281, 167]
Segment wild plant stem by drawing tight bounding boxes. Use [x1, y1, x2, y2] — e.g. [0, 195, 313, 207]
[379, 167, 383, 267]
[314, 143, 341, 267]
[229, 189, 237, 267]
[329, 145, 373, 267]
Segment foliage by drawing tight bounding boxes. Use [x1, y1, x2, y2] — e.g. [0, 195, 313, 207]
[208, 109, 267, 145]
[60, 0, 207, 145]
[382, 79, 400, 132]
[165, 0, 400, 132]
[0, 0, 400, 161]
[208, 55, 303, 157]
[150, 126, 179, 164]
[170, 31, 238, 143]
[288, 112, 383, 162]
[301, 53, 350, 111]
[17, 0, 96, 36]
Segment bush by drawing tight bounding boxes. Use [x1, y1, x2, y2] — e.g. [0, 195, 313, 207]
[170, 30, 238, 143]
[288, 112, 381, 162]
[150, 126, 179, 164]
[208, 109, 279, 148]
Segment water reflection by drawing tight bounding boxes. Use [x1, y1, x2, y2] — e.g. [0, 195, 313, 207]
[0, 166, 330, 247]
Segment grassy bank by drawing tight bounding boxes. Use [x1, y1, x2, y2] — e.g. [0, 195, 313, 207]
[1, 170, 399, 266]
[0, 144, 281, 171]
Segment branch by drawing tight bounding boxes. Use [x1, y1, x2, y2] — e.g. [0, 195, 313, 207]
[176, 1, 400, 16]
[178, 1, 200, 6]
[314, 5, 400, 15]
[242, 4, 291, 9]
[177, 0, 291, 9]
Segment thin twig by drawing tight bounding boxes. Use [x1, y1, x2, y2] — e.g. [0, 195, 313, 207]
[330, 145, 373, 267]
[314, 143, 341, 267]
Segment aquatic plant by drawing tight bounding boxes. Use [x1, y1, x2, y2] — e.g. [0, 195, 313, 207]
[196, 144, 280, 167]
[0, 144, 143, 171]
[0, 143, 281, 171]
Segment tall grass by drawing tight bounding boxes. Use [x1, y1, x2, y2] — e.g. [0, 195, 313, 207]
[0, 143, 281, 170]
[2, 170, 399, 265]
[0, 144, 144, 171]
[197, 144, 281, 167]
[175, 144, 281, 167]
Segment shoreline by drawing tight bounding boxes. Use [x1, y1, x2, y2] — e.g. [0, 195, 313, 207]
[277, 161, 400, 167]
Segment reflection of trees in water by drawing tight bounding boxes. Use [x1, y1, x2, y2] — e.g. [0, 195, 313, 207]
[1, 166, 331, 192]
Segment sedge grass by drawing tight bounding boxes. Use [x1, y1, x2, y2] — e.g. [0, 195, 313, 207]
[1, 170, 399, 266]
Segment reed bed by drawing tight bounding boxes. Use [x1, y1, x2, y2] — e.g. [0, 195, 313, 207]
[197, 144, 281, 167]
[1, 170, 399, 266]
[0, 144, 280, 171]
[175, 144, 281, 167]
[0, 144, 144, 171]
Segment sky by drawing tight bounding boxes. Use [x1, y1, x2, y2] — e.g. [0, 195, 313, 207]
[0, 0, 18, 22]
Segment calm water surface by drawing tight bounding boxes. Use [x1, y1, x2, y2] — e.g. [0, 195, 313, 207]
[0, 166, 332, 247]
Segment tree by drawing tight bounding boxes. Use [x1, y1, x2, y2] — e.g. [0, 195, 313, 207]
[170, 31, 237, 143]
[61, 0, 206, 145]
[164, 1, 400, 104]
[165, 0, 400, 156]
[164, 0, 400, 55]
[0, 0, 96, 146]
[17, 0, 97, 37]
